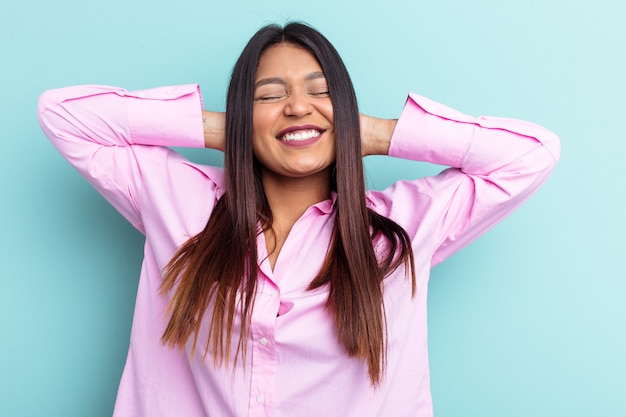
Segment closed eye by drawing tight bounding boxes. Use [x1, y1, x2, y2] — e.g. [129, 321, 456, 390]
[255, 94, 287, 102]
[310, 91, 330, 98]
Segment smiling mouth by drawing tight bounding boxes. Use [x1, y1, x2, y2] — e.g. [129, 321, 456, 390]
[278, 129, 323, 142]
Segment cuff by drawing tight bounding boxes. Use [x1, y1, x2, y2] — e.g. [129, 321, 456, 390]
[388, 93, 474, 167]
[126, 84, 205, 148]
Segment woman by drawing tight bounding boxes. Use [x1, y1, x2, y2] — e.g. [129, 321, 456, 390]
[38, 22, 560, 417]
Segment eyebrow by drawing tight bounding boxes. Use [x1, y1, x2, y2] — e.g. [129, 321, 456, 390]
[254, 71, 326, 88]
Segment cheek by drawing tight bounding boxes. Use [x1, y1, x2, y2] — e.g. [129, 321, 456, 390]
[252, 105, 275, 133]
[320, 103, 335, 128]
[251, 120, 265, 154]
[250, 133, 263, 159]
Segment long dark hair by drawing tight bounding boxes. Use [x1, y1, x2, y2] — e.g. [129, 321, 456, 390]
[161, 22, 415, 385]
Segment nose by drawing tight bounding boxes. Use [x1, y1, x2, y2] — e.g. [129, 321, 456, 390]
[284, 91, 313, 117]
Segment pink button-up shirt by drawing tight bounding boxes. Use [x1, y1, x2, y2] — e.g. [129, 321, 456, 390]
[38, 84, 560, 417]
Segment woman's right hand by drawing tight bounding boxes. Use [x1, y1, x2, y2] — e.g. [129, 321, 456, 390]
[202, 110, 226, 151]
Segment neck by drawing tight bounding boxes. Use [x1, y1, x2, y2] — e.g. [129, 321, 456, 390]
[259, 167, 332, 271]
[261, 168, 332, 226]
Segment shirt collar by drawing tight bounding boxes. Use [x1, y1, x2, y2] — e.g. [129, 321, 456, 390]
[310, 191, 337, 215]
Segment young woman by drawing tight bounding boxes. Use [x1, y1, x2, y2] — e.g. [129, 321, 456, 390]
[38, 22, 560, 417]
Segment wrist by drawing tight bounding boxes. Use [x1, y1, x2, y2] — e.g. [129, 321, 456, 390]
[202, 111, 226, 151]
[361, 115, 396, 156]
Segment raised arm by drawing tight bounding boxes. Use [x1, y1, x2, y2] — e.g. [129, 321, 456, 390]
[37, 84, 215, 232]
[365, 93, 561, 266]
[38, 85, 205, 149]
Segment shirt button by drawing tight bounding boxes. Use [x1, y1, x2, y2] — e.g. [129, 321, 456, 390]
[259, 337, 269, 346]
[256, 394, 266, 404]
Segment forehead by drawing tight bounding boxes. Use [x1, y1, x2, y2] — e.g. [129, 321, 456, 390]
[255, 43, 324, 80]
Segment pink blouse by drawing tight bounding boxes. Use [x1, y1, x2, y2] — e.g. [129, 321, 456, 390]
[38, 84, 560, 417]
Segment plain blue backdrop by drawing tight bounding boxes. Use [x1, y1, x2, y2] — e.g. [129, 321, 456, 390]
[2, 0, 625, 416]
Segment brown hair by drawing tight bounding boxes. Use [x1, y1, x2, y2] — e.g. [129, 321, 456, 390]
[161, 22, 415, 385]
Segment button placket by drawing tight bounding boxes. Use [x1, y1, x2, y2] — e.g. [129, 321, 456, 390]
[247, 280, 279, 416]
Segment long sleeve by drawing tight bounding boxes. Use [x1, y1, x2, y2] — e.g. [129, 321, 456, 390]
[38, 86, 230, 416]
[37, 84, 213, 234]
[367, 92, 561, 267]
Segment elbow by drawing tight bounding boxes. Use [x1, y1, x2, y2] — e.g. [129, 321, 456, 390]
[37, 88, 66, 119]
[37, 89, 62, 138]
[532, 128, 560, 180]
[38, 89, 57, 115]
[37, 88, 80, 144]
[541, 128, 561, 165]
[530, 128, 561, 187]
[522, 125, 561, 177]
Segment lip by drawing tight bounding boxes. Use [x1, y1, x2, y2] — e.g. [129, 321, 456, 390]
[279, 134, 323, 148]
[276, 124, 326, 148]
[276, 124, 325, 138]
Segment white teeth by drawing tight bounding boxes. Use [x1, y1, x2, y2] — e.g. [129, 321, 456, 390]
[279, 129, 321, 141]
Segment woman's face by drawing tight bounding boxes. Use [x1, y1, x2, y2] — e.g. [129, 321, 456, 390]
[252, 43, 335, 182]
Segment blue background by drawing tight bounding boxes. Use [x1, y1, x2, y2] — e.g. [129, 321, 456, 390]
[2, 0, 625, 416]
